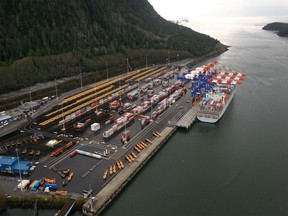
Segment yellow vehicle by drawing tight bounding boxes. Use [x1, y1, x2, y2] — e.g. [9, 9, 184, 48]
[67, 172, 74, 182]
[103, 169, 108, 180]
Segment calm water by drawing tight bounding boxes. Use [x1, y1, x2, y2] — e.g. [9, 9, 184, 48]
[102, 16, 288, 216]
[4, 16, 288, 216]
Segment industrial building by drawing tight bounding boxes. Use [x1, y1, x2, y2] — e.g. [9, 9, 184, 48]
[0, 115, 13, 125]
[21, 101, 40, 112]
[0, 156, 32, 175]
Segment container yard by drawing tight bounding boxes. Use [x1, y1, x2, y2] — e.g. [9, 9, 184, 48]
[0, 63, 213, 215]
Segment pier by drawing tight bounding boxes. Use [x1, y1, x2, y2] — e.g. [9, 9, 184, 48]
[82, 102, 200, 215]
[176, 106, 199, 129]
[82, 126, 176, 216]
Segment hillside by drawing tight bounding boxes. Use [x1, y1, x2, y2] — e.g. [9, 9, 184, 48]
[262, 22, 288, 37]
[0, 0, 223, 94]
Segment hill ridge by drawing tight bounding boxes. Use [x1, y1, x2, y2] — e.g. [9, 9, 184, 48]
[0, 0, 222, 94]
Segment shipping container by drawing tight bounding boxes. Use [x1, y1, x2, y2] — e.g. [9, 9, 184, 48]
[91, 123, 100, 132]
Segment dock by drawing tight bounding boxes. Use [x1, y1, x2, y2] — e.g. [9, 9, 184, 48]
[82, 126, 176, 216]
[176, 106, 199, 129]
[82, 101, 200, 215]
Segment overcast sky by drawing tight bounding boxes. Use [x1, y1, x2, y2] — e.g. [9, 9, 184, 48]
[148, 0, 288, 19]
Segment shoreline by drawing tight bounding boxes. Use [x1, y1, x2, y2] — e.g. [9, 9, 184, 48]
[187, 44, 229, 67]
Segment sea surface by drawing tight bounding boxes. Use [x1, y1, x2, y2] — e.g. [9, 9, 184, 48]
[3, 16, 288, 216]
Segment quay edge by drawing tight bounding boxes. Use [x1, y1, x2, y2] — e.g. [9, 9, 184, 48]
[82, 126, 177, 216]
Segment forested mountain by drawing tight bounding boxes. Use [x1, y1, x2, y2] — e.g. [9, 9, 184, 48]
[0, 0, 222, 94]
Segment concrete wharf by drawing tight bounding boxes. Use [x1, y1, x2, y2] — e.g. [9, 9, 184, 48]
[82, 104, 200, 215]
[82, 126, 176, 216]
[176, 106, 199, 129]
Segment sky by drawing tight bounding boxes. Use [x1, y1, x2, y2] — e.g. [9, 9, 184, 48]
[148, 0, 288, 20]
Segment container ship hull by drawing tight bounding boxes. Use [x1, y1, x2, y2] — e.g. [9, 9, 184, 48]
[197, 86, 236, 123]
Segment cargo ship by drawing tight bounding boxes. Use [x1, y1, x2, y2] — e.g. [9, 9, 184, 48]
[195, 63, 246, 123]
[197, 84, 236, 123]
[176, 61, 246, 123]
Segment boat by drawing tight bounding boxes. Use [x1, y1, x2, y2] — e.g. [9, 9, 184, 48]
[197, 84, 236, 123]
[180, 61, 246, 124]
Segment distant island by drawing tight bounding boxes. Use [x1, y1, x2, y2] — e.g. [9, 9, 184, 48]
[262, 22, 288, 37]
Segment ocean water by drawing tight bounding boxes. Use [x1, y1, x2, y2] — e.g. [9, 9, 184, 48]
[102, 17, 288, 216]
[4, 16, 288, 216]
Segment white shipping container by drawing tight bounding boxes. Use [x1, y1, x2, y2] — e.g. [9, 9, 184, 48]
[91, 123, 100, 132]
[17, 179, 31, 190]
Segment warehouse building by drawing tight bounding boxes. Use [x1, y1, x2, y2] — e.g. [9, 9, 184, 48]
[0, 156, 32, 175]
[21, 101, 39, 112]
[0, 115, 13, 126]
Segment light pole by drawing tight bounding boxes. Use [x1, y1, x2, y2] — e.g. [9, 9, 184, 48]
[177, 54, 179, 65]
[145, 54, 148, 68]
[29, 91, 33, 114]
[168, 50, 170, 65]
[61, 104, 66, 133]
[16, 148, 22, 188]
[55, 79, 58, 100]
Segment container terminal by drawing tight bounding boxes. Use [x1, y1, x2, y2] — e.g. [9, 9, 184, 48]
[0, 60, 231, 215]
